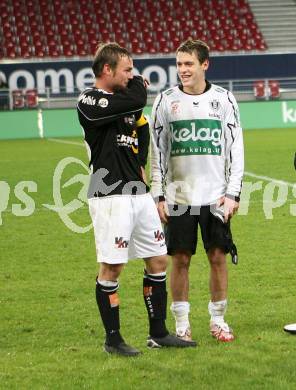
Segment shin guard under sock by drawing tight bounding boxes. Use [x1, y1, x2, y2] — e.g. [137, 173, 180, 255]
[208, 299, 227, 326]
[143, 270, 169, 338]
[95, 279, 124, 346]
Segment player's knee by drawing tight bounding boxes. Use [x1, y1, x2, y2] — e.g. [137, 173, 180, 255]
[208, 248, 226, 266]
[145, 255, 168, 273]
[98, 262, 123, 280]
[172, 251, 191, 269]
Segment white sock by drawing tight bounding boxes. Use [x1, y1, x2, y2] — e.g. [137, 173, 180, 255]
[171, 301, 190, 335]
[208, 299, 227, 325]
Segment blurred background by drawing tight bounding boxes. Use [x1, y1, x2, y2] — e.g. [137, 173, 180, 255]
[1, 0, 296, 137]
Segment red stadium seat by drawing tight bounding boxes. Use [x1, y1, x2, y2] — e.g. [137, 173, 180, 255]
[269, 80, 280, 99]
[253, 80, 266, 99]
[20, 44, 32, 58]
[35, 48, 46, 57]
[6, 42, 19, 58]
[48, 46, 61, 57]
[26, 89, 38, 108]
[0, 0, 268, 58]
[12, 90, 25, 109]
[77, 46, 88, 56]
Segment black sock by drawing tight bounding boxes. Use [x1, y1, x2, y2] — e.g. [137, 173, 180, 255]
[143, 270, 169, 338]
[95, 279, 124, 346]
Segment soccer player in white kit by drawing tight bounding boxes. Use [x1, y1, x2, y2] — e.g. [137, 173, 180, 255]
[151, 39, 244, 342]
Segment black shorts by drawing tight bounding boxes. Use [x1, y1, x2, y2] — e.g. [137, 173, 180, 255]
[164, 205, 233, 256]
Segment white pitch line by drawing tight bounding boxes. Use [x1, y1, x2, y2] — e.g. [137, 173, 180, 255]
[244, 171, 295, 188]
[46, 138, 296, 188]
[48, 138, 84, 146]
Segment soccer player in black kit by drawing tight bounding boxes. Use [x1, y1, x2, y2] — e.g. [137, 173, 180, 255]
[77, 43, 196, 356]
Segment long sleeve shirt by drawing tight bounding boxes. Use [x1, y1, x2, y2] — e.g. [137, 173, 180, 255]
[77, 76, 150, 198]
[150, 82, 244, 206]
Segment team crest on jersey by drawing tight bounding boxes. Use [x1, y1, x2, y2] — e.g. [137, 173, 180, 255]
[124, 115, 136, 125]
[209, 99, 221, 112]
[98, 98, 109, 108]
[171, 100, 180, 115]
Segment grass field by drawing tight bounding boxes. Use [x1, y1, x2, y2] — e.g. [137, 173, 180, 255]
[1, 128, 296, 389]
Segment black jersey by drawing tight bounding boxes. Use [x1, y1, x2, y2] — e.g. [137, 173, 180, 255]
[77, 76, 150, 198]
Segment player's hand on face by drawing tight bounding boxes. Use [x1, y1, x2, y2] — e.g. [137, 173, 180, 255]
[139, 75, 150, 88]
[157, 200, 169, 224]
[217, 196, 239, 223]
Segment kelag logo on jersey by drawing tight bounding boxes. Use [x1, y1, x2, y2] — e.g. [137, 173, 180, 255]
[170, 119, 222, 156]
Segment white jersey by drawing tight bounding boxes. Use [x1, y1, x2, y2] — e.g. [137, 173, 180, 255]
[150, 83, 244, 206]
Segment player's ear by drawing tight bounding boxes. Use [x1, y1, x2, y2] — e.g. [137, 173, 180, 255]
[202, 59, 209, 71]
[102, 63, 112, 76]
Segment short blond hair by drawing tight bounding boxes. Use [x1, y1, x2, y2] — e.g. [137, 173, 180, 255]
[92, 42, 131, 77]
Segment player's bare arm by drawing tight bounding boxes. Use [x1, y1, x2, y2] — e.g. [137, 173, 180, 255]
[156, 200, 169, 224]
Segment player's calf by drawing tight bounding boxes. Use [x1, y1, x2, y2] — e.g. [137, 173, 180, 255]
[143, 271, 197, 348]
[96, 278, 141, 356]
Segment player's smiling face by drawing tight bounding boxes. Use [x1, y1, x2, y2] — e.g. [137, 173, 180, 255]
[176, 51, 209, 94]
[111, 55, 134, 91]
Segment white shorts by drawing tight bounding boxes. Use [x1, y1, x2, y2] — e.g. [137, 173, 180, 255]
[88, 193, 167, 264]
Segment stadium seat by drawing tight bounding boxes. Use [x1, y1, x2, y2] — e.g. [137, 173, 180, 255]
[6, 45, 19, 59]
[269, 80, 280, 99]
[253, 80, 266, 99]
[26, 89, 38, 108]
[77, 46, 88, 56]
[0, 0, 268, 58]
[12, 90, 25, 109]
[35, 47, 46, 57]
[48, 46, 61, 57]
[20, 44, 32, 58]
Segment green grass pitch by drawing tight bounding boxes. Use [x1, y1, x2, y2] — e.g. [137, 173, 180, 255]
[1, 128, 296, 389]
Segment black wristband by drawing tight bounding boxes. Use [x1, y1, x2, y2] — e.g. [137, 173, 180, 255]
[154, 195, 165, 203]
[225, 193, 240, 202]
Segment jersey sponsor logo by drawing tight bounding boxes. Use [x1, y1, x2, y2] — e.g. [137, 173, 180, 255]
[78, 94, 96, 105]
[115, 237, 129, 248]
[98, 97, 108, 107]
[170, 119, 222, 156]
[117, 130, 139, 154]
[209, 112, 221, 119]
[154, 230, 165, 241]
